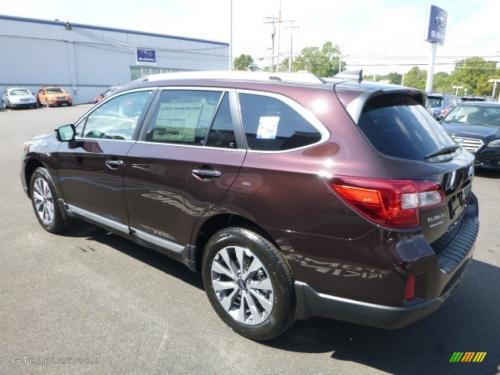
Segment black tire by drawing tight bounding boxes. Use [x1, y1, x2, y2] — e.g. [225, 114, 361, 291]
[202, 227, 296, 341]
[29, 167, 69, 233]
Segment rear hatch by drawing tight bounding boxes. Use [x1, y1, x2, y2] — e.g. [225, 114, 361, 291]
[353, 92, 475, 243]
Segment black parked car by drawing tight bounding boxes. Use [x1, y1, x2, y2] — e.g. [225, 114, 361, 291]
[443, 102, 500, 170]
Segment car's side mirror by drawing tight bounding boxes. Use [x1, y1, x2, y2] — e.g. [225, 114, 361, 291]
[55, 124, 76, 142]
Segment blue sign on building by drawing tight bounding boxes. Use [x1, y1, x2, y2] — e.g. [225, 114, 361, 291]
[426, 5, 447, 45]
[136, 48, 157, 64]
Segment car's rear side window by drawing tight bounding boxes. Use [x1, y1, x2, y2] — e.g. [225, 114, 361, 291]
[239, 93, 322, 151]
[358, 94, 456, 160]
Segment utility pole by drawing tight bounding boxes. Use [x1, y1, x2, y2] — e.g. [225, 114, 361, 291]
[286, 20, 299, 72]
[265, 12, 295, 73]
[264, 16, 278, 72]
[276, 0, 282, 71]
[228, 0, 233, 70]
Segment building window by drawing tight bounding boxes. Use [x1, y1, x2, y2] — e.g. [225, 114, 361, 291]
[130, 66, 187, 80]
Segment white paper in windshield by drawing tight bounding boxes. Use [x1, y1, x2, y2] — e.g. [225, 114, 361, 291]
[256, 116, 280, 139]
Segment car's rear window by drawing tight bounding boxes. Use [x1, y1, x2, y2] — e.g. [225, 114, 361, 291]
[427, 96, 442, 108]
[358, 94, 456, 160]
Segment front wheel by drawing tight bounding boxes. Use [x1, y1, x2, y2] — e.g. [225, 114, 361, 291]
[202, 227, 296, 340]
[30, 167, 70, 233]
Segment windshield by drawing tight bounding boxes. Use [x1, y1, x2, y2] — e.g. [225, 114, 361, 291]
[358, 94, 456, 161]
[444, 105, 500, 127]
[46, 88, 64, 94]
[9, 89, 30, 96]
[427, 96, 442, 108]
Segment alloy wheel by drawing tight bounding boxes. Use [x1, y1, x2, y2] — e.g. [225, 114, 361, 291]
[32, 177, 55, 225]
[210, 246, 274, 325]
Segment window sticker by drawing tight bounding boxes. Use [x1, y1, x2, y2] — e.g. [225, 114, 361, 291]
[256, 116, 280, 139]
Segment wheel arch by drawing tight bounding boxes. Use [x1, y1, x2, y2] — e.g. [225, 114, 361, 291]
[191, 213, 280, 273]
[24, 158, 45, 197]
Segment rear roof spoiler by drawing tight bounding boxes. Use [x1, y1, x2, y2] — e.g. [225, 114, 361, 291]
[334, 70, 363, 83]
[344, 89, 426, 123]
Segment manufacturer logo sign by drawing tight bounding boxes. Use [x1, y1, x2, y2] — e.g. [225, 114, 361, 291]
[449, 352, 487, 363]
[136, 48, 157, 64]
[435, 11, 447, 30]
[426, 5, 447, 45]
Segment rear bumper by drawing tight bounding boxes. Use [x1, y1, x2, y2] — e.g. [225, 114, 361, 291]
[294, 194, 478, 328]
[294, 259, 469, 328]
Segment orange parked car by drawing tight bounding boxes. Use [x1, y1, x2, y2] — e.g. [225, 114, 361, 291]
[37, 87, 73, 107]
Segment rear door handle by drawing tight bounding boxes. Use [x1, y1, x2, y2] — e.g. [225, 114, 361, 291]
[192, 168, 222, 180]
[105, 159, 124, 169]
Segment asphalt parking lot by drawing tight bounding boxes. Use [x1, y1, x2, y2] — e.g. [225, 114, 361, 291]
[0, 105, 499, 375]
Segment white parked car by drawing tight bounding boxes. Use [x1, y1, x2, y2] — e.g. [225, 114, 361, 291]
[2, 87, 38, 109]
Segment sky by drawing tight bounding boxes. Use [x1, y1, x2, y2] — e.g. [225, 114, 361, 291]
[2, 0, 499, 74]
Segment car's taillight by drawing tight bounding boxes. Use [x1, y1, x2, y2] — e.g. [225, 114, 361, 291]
[330, 177, 444, 228]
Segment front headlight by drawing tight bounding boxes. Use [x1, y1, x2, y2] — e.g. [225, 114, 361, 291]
[23, 141, 32, 152]
[487, 139, 500, 147]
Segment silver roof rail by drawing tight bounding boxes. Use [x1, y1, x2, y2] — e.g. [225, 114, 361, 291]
[137, 71, 325, 85]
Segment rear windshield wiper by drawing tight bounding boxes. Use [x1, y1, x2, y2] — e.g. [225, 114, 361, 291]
[424, 146, 459, 159]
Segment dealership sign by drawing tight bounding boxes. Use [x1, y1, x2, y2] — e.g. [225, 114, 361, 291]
[426, 5, 447, 45]
[136, 48, 157, 64]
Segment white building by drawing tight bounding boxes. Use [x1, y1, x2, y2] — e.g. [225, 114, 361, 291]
[0, 15, 229, 103]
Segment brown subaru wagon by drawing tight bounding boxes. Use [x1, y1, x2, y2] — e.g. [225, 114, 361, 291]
[21, 71, 479, 340]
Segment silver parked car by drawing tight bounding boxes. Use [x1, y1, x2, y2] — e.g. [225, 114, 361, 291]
[2, 87, 38, 109]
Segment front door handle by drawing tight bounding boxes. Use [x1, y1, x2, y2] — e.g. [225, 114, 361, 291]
[105, 159, 124, 169]
[192, 168, 222, 180]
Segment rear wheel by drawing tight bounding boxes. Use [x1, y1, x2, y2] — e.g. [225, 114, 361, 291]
[30, 167, 70, 233]
[202, 227, 296, 340]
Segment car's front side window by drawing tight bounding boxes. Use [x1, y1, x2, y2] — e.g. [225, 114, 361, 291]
[145, 90, 223, 146]
[82, 90, 152, 140]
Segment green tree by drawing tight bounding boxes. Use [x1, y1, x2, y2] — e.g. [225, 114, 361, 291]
[234, 54, 256, 71]
[292, 41, 345, 77]
[278, 57, 291, 72]
[403, 67, 427, 90]
[386, 72, 402, 85]
[450, 57, 500, 95]
[433, 72, 452, 93]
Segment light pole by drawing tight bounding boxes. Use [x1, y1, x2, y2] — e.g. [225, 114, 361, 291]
[452, 85, 463, 95]
[488, 79, 500, 100]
